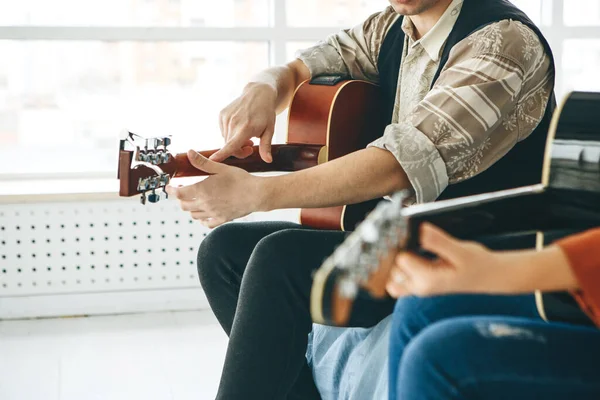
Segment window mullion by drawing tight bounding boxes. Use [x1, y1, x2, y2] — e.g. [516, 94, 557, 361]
[0, 26, 274, 41]
[551, 0, 565, 98]
[272, 0, 288, 66]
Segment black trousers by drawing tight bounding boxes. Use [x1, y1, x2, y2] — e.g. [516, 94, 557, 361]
[197, 221, 396, 400]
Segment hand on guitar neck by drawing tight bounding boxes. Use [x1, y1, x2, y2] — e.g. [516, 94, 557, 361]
[209, 83, 277, 164]
[165, 150, 269, 229]
[118, 72, 408, 230]
[209, 60, 311, 164]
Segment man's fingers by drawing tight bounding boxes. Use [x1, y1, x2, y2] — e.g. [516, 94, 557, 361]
[209, 136, 250, 162]
[203, 219, 225, 229]
[180, 200, 204, 212]
[232, 145, 255, 159]
[190, 210, 210, 220]
[419, 223, 466, 265]
[166, 179, 203, 202]
[219, 114, 227, 139]
[259, 128, 274, 163]
[165, 185, 180, 198]
[188, 150, 229, 175]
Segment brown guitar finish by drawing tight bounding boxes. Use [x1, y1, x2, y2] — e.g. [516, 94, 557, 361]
[170, 144, 323, 177]
[287, 82, 338, 146]
[118, 144, 323, 198]
[119, 79, 387, 230]
[293, 80, 387, 230]
[299, 206, 345, 232]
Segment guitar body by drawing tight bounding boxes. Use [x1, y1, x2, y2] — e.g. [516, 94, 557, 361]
[288, 79, 387, 230]
[311, 91, 600, 326]
[118, 78, 387, 231]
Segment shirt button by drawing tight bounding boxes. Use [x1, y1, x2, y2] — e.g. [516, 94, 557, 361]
[451, 8, 459, 16]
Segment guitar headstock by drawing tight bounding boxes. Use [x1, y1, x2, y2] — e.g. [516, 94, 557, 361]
[118, 131, 176, 204]
[311, 191, 410, 325]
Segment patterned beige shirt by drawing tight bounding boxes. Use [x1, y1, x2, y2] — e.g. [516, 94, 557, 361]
[296, 0, 554, 203]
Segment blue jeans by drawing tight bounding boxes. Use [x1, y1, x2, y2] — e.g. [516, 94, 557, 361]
[389, 294, 541, 400]
[389, 295, 600, 399]
[395, 316, 600, 399]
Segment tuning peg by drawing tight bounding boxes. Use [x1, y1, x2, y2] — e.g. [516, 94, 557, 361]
[140, 192, 147, 205]
[159, 152, 170, 164]
[162, 187, 168, 200]
[148, 153, 158, 165]
[148, 189, 160, 203]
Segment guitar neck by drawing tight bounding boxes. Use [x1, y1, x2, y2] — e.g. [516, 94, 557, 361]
[165, 144, 325, 178]
[404, 186, 600, 250]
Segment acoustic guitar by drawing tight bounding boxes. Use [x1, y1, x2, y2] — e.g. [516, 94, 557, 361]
[118, 77, 386, 231]
[310, 91, 600, 326]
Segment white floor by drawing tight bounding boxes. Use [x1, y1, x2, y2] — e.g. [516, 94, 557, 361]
[0, 311, 228, 400]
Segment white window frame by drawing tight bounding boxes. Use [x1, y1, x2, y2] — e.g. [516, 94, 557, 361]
[0, 1, 340, 66]
[0, 0, 598, 183]
[538, 0, 600, 98]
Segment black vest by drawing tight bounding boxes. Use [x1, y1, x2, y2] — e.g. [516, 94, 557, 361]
[377, 0, 556, 201]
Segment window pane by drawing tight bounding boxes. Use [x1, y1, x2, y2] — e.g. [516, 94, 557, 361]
[510, 0, 542, 25]
[0, 0, 269, 27]
[286, 0, 544, 27]
[562, 39, 600, 95]
[0, 41, 269, 176]
[286, 0, 388, 27]
[564, 0, 600, 26]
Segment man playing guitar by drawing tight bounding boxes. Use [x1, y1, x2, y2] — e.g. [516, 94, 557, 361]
[166, 0, 555, 398]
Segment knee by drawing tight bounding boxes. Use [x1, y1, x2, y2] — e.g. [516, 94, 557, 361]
[245, 229, 305, 283]
[400, 319, 459, 372]
[396, 319, 477, 396]
[390, 296, 428, 346]
[250, 229, 297, 268]
[196, 223, 241, 285]
[392, 296, 425, 327]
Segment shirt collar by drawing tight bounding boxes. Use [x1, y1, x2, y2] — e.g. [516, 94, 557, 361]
[401, 0, 464, 61]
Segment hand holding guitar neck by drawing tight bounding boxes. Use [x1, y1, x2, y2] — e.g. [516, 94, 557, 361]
[165, 150, 272, 229]
[117, 79, 388, 231]
[210, 81, 278, 163]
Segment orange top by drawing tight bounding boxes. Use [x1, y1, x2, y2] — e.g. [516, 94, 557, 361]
[556, 228, 600, 328]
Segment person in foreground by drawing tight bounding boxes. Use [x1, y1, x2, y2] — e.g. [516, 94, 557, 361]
[167, 0, 556, 398]
[386, 224, 600, 400]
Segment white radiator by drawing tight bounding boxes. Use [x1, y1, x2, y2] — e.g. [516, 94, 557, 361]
[0, 197, 298, 319]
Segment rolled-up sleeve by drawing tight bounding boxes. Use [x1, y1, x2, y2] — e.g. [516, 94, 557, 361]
[369, 20, 553, 203]
[295, 6, 399, 82]
[369, 123, 449, 204]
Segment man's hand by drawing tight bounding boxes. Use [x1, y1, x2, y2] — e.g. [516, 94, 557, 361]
[386, 223, 506, 298]
[167, 150, 266, 228]
[210, 83, 278, 164]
